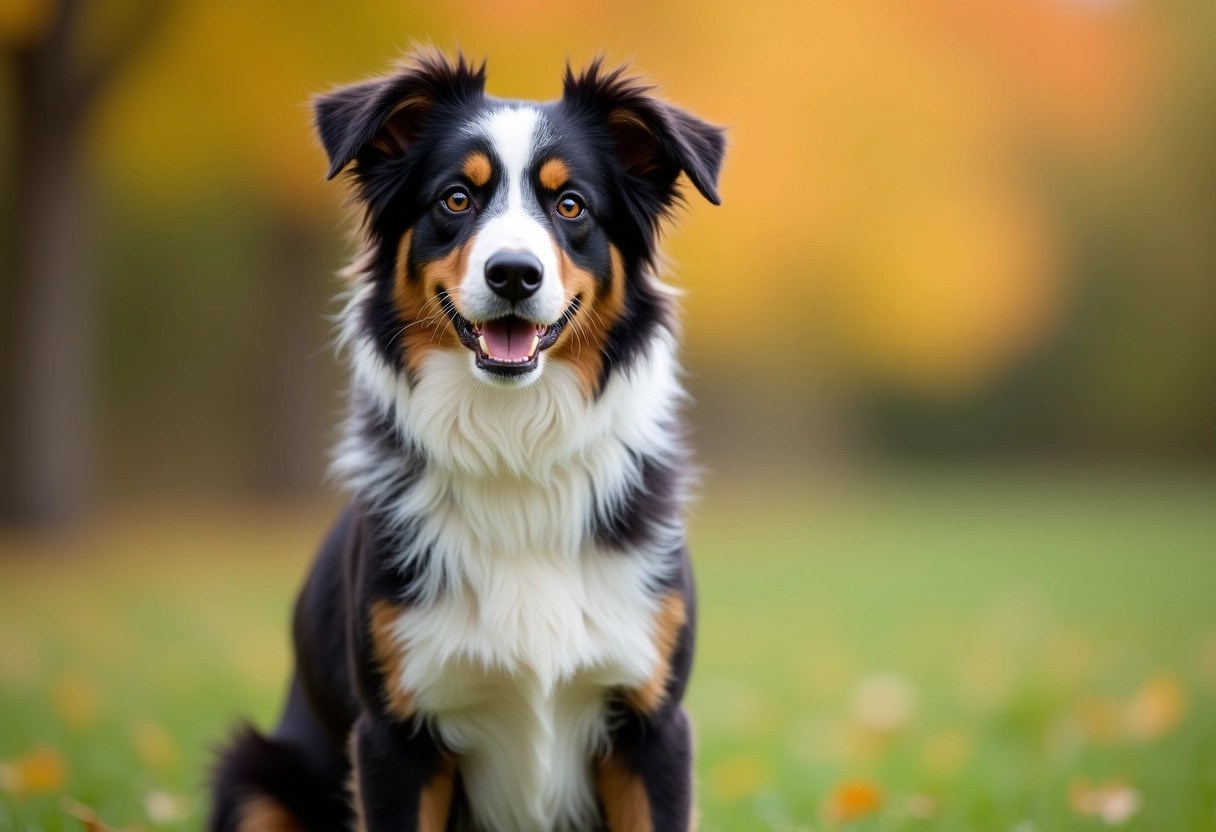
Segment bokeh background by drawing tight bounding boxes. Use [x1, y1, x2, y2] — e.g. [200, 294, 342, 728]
[2, 1, 1215, 829]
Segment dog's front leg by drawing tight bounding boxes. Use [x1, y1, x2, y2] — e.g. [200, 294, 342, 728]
[598, 705, 697, 832]
[350, 713, 455, 832]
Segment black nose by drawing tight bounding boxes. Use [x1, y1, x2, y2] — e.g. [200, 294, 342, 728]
[485, 251, 543, 303]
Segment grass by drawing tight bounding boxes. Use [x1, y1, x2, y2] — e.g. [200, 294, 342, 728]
[2, 468, 1215, 831]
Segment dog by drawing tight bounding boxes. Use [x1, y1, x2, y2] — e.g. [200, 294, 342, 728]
[209, 50, 724, 832]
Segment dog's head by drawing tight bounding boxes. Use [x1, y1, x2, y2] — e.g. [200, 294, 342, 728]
[316, 51, 724, 395]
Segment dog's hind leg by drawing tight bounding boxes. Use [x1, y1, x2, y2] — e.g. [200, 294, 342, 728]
[209, 676, 352, 832]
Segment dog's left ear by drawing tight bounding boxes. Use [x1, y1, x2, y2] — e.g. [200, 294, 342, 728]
[562, 60, 726, 206]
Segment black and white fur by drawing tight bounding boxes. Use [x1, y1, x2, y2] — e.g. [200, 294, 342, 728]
[209, 51, 724, 832]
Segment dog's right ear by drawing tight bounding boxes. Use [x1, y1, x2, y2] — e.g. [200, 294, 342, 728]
[314, 50, 486, 180]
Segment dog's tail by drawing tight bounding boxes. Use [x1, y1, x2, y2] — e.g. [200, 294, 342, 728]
[208, 725, 350, 832]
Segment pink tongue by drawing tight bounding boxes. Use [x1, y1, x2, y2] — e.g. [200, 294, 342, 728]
[481, 318, 536, 361]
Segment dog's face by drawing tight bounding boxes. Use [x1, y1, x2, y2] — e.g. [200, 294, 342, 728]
[316, 53, 724, 394]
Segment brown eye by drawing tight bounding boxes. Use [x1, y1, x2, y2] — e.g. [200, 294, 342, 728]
[443, 190, 470, 213]
[556, 194, 584, 219]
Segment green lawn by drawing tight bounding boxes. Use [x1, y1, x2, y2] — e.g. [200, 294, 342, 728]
[2, 469, 1215, 831]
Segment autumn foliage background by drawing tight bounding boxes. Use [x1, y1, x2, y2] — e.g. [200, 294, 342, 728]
[2, 1, 1215, 830]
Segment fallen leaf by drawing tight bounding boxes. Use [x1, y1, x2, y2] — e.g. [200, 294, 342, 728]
[822, 779, 883, 823]
[63, 797, 118, 832]
[1124, 676, 1185, 741]
[53, 674, 101, 730]
[1077, 697, 1124, 744]
[62, 797, 147, 832]
[1069, 778, 1142, 825]
[0, 746, 67, 795]
[920, 729, 972, 777]
[132, 721, 178, 771]
[708, 755, 773, 801]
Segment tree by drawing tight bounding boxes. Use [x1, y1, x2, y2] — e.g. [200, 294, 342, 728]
[1, 0, 168, 527]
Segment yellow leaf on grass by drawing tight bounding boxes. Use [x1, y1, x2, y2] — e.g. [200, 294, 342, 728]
[1124, 676, 1185, 741]
[707, 756, 773, 801]
[822, 779, 883, 824]
[132, 721, 178, 771]
[1077, 697, 1125, 744]
[920, 729, 972, 777]
[0, 746, 68, 796]
[53, 674, 102, 730]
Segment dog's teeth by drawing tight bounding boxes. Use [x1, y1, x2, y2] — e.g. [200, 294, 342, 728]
[478, 335, 490, 354]
[529, 335, 539, 355]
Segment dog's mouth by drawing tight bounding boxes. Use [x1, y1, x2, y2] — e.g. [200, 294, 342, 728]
[442, 290, 580, 377]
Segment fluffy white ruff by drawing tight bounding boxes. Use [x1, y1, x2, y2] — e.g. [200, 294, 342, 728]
[335, 295, 688, 586]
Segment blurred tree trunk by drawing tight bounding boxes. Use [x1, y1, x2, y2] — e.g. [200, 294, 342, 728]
[255, 212, 334, 499]
[0, 0, 167, 528]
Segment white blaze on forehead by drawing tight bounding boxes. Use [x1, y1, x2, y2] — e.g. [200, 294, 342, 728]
[460, 106, 565, 331]
[484, 106, 545, 214]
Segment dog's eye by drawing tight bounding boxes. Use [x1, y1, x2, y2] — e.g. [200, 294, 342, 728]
[556, 194, 585, 220]
[443, 190, 471, 213]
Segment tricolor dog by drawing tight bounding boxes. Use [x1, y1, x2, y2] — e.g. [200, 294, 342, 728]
[209, 50, 725, 832]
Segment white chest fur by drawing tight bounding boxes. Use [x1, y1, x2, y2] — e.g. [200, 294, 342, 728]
[339, 335, 688, 831]
[382, 544, 661, 831]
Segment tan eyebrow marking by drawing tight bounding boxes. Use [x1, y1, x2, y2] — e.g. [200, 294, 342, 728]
[462, 151, 492, 186]
[539, 158, 571, 191]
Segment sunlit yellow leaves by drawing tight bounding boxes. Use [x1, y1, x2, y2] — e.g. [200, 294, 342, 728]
[925, 0, 1152, 150]
[0, 746, 68, 796]
[674, 0, 1146, 389]
[0, 0, 53, 48]
[829, 187, 1058, 392]
[821, 779, 884, 824]
[81, 0, 1155, 394]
